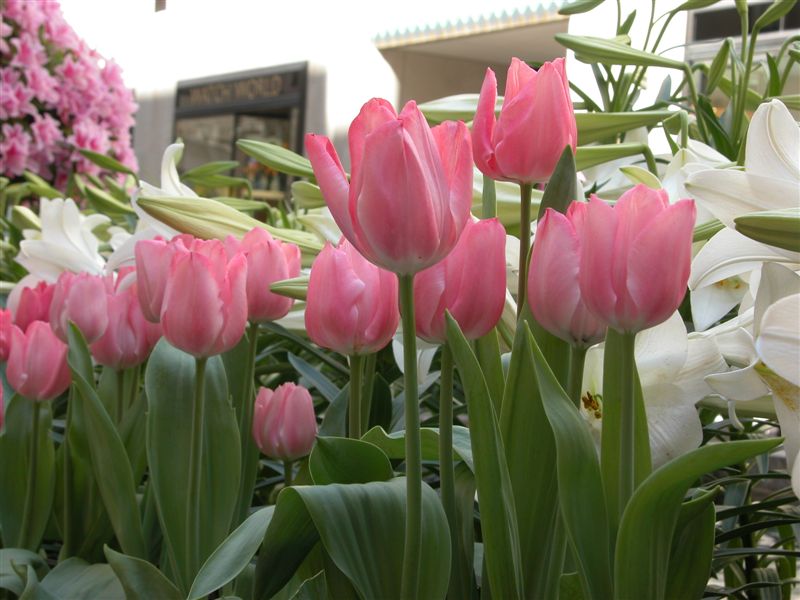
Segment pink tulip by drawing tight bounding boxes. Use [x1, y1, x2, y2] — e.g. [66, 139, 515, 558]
[225, 228, 301, 322]
[414, 218, 507, 344]
[0, 308, 11, 361]
[89, 271, 162, 370]
[579, 185, 696, 333]
[252, 383, 317, 461]
[305, 239, 399, 356]
[135, 236, 175, 322]
[306, 99, 473, 274]
[528, 205, 606, 346]
[473, 57, 576, 184]
[11, 280, 54, 331]
[159, 236, 248, 357]
[7, 321, 71, 401]
[50, 271, 110, 343]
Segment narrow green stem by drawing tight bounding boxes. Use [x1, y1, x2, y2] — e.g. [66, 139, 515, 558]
[185, 356, 208, 587]
[683, 65, 708, 142]
[18, 401, 42, 549]
[438, 344, 464, 598]
[517, 183, 533, 319]
[733, 28, 759, 147]
[61, 392, 74, 558]
[116, 369, 125, 425]
[283, 460, 294, 487]
[127, 364, 141, 409]
[361, 352, 377, 433]
[235, 321, 260, 523]
[566, 345, 588, 407]
[482, 176, 497, 219]
[399, 274, 422, 600]
[619, 332, 637, 517]
[348, 354, 365, 439]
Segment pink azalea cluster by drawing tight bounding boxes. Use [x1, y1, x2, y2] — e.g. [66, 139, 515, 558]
[0, 0, 138, 189]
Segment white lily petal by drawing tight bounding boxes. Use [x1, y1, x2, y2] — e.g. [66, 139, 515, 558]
[705, 358, 771, 402]
[690, 277, 748, 331]
[646, 383, 703, 469]
[771, 381, 800, 474]
[159, 143, 198, 198]
[756, 294, 800, 386]
[753, 263, 800, 339]
[793, 450, 800, 499]
[296, 208, 342, 244]
[18, 238, 105, 276]
[685, 169, 800, 228]
[690, 228, 796, 289]
[275, 305, 307, 332]
[635, 311, 687, 387]
[677, 335, 728, 403]
[391, 334, 439, 379]
[745, 99, 800, 183]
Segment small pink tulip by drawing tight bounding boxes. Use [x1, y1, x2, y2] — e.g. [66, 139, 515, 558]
[414, 218, 507, 344]
[306, 99, 473, 274]
[159, 237, 248, 357]
[135, 236, 175, 323]
[0, 308, 11, 361]
[11, 280, 54, 331]
[225, 228, 301, 322]
[473, 57, 576, 184]
[528, 205, 606, 346]
[579, 185, 696, 333]
[252, 383, 317, 461]
[89, 271, 162, 370]
[7, 321, 71, 401]
[305, 239, 399, 356]
[50, 271, 110, 343]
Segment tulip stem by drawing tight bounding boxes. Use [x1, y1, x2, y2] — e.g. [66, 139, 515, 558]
[186, 356, 208, 587]
[116, 370, 125, 424]
[235, 322, 261, 524]
[348, 354, 365, 439]
[361, 353, 377, 433]
[517, 183, 533, 319]
[566, 345, 587, 407]
[619, 332, 637, 516]
[61, 391, 75, 559]
[399, 274, 422, 600]
[18, 401, 42, 550]
[438, 344, 465, 598]
[283, 460, 294, 487]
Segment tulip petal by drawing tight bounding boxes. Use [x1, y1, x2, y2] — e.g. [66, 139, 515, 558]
[431, 120, 473, 241]
[348, 98, 397, 185]
[472, 68, 503, 180]
[580, 196, 618, 326]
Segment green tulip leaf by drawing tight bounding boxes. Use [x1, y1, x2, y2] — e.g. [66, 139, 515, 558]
[144, 339, 241, 592]
[104, 546, 183, 600]
[527, 327, 614, 600]
[0, 549, 49, 596]
[361, 426, 474, 472]
[446, 314, 524, 600]
[36, 558, 124, 600]
[615, 437, 782, 599]
[664, 501, 716, 600]
[188, 507, 273, 600]
[254, 478, 450, 600]
[289, 571, 328, 599]
[309, 437, 394, 485]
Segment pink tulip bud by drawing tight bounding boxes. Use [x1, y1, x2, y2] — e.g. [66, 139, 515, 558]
[89, 271, 163, 370]
[306, 99, 473, 274]
[7, 321, 71, 401]
[528, 205, 606, 346]
[0, 309, 11, 362]
[159, 236, 248, 357]
[135, 236, 176, 322]
[50, 271, 110, 343]
[225, 228, 301, 322]
[10, 280, 54, 331]
[252, 383, 317, 461]
[414, 218, 507, 344]
[473, 57, 576, 184]
[579, 185, 696, 333]
[305, 239, 399, 356]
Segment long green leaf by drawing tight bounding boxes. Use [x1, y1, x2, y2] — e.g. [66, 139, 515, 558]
[104, 546, 182, 600]
[237, 139, 315, 179]
[254, 478, 450, 600]
[35, 558, 124, 599]
[499, 321, 565, 600]
[575, 111, 672, 145]
[78, 149, 138, 179]
[446, 314, 524, 600]
[664, 502, 716, 600]
[144, 340, 241, 592]
[188, 507, 272, 600]
[0, 549, 49, 596]
[361, 426, 474, 472]
[67, 325, 147, 559]
[527, 327, 613, 600]
[575, 143, 654, 171]
[556, 34, 685, 69]
[309, 437, 394, 484]
[615, 437, 782, 599]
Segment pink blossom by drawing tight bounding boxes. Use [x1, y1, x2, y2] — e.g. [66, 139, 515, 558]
[10, 32, 46, 68]
[0, 123, 31, 176]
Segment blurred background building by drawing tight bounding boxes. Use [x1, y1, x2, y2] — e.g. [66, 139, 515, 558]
[58, 0, 799, 200]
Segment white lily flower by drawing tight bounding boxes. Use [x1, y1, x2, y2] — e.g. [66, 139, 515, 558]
[105, 143, 186, 272]
[661, 140, 729, 224]
[581, 311, 727, 468]
[15, 197, 109, 279]
[296, 207, 342, 245]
